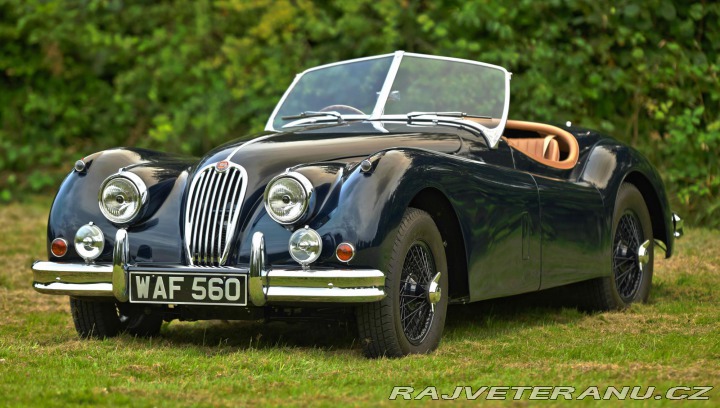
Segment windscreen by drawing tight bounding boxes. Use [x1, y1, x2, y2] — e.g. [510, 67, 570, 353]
[383, 56, 507, 127]
[272, 56, 393, 129]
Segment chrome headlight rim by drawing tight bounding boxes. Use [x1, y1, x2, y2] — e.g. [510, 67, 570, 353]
[263, 171, 314, 225]
[98, 172, 148, 225]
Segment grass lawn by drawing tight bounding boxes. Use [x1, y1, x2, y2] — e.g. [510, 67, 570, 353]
[0, 197, 718, 406]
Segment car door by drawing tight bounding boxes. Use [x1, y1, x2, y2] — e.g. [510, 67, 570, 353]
[509, 148, 608, 289]
[457, 137, 542, 301]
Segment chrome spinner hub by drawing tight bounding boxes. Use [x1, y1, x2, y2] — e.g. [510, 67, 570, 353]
[426, 272, 442, 312]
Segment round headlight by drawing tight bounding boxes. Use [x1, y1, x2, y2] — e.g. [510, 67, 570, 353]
[264, 173, 312, 224]
[289, 227, 322, 265]
[99, 173, 146, 224]
[74, 223, 105, 261]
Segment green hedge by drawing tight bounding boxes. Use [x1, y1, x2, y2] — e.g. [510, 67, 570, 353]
[1, 0, 718, 226]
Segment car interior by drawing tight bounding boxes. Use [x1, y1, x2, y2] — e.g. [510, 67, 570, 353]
[464, 119, 580, 169]
[501, 120, 580, 169]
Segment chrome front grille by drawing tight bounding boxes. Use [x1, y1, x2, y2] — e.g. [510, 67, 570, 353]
[184, 162, 248, 266]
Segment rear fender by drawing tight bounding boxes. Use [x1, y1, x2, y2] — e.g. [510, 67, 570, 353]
[580, 141, 674, 257]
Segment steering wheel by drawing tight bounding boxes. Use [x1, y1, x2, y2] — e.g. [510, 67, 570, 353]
[319, 104, 365, 115]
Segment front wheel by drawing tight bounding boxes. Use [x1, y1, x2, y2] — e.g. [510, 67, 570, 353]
[356, 208, 448, 358]
[70, 298, 163, 338]
[579, 183, 654, 310]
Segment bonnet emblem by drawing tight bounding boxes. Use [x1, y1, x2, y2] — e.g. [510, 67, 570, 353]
[216, 161, 229, 172]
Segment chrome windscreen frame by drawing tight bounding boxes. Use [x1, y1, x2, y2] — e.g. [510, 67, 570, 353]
[264, 50, 512, 148]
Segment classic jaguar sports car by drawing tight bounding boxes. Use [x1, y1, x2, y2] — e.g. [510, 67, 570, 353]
[32, 51, 682, 357]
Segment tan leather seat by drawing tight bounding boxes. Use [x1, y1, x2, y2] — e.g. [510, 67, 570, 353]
[503, 120, 579, 170]
[506, 136, 560, 162]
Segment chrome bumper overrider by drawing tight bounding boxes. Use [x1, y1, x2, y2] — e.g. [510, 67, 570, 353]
[32, 231, 386, 305]
[672, 213, 684, 238]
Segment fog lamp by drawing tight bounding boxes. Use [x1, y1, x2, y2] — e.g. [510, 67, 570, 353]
[74, 223, 105, 262]
[289, 227, 322, 266]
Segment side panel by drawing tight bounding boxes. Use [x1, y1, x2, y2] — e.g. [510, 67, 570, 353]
[455, 161, 542, 300]
[240, 149, 543, 302]
[533, 177, 609, 289]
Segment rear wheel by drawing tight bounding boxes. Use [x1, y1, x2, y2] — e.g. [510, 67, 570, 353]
[70, 298, 163, 338]
[356, 208, 448, 358]
[579, 183, 654, 310]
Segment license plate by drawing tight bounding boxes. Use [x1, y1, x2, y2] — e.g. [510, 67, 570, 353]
[129, 271, 248, 306]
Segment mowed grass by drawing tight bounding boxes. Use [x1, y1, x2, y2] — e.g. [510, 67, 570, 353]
[0, 198, 718, 407]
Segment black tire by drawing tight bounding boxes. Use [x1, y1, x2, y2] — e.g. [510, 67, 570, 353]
[70, 298, 163, 338]
[356, 208, 449, 358]
[579, 183, 654, 310]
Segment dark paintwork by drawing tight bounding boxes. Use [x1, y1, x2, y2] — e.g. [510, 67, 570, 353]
[45, 120, 675, 306]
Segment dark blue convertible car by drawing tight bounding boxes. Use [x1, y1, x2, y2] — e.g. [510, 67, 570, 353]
[32, 51, 683, 357]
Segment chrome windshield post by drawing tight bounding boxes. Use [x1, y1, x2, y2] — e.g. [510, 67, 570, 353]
[369, 50, 405, 120]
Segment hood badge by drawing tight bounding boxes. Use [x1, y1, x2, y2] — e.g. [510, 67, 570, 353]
[216, 161, 229, 172]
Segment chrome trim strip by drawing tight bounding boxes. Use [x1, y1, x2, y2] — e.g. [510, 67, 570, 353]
[264, 287, 386, 303]
[112, 228, 129, 302]
[226, 134, 282, 162]
[223, 168, 245, 265]
[32, 261, 113, 281]
[32, 261, 113, 296]
[209, 169, 227, 264]
[33, 282, 113, 297]
[263, 269, 384, 288]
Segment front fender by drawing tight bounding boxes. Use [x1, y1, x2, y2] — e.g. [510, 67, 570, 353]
[47, 148, 195, 264]
[236, 148, 456, 271]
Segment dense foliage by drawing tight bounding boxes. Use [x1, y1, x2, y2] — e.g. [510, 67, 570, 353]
[1, 0, 718, 226]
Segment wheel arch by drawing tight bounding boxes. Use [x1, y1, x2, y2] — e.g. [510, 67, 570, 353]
[622, 171, 669, 256]
[408, 187, 469, 301]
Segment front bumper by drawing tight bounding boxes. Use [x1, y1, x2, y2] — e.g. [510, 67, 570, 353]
[32, 230, 386, 305]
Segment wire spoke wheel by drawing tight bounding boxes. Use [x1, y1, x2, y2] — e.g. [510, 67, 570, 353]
[613, 211, 644, 302]
[356, 208, 447, 357]
[399, 241, 436, 345]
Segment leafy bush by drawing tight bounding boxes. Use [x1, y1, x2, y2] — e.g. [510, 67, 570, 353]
[0, 0, 718, 226]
